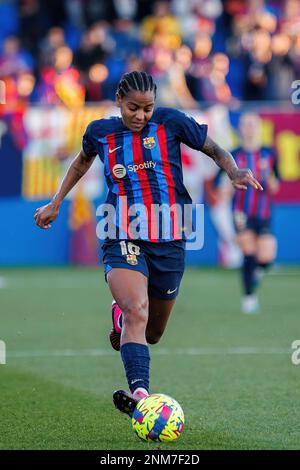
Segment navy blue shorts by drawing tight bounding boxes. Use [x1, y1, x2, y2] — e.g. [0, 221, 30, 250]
[102, 239, 186, 300]
[234, 213, 271, 236]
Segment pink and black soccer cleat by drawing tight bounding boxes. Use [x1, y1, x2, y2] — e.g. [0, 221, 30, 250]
[113, 389, 148, 417]
[109, 300, 123, 351]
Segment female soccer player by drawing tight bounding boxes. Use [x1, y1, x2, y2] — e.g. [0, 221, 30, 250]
[231, 113, 279, 313]
[34, 71, 262, 417]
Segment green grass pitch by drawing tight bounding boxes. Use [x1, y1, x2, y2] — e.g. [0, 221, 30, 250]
[0, 267, 299, 450]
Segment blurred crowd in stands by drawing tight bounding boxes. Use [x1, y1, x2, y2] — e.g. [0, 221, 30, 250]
[0, 0, 300, 110]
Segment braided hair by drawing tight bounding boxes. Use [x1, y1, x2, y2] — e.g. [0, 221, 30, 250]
[116, 71, 157, 99]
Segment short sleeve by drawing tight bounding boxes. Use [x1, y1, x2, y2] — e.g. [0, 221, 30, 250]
[166, 109, 208, 150]
[82, 121, 98, 158]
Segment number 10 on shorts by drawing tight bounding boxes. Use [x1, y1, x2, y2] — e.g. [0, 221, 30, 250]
[119, 241, 141, 256]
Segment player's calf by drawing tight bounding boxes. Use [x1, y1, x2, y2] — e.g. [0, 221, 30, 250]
[120, 299, 149, 345]
[146, 330, 163, 344]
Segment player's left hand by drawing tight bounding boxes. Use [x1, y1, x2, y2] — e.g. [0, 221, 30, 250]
[230, 168, 263, 191]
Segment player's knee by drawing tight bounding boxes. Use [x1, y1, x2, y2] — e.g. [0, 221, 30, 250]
[256, 256, 273, 266]
[257, 236, 277, 262]
[237, 233, 256, 255]
[122, 298, 148, 327]
[257, 247, 276, 264]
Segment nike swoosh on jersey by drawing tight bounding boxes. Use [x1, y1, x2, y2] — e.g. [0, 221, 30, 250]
[109, 146, 122, 154]
[167, 287, 178, 294]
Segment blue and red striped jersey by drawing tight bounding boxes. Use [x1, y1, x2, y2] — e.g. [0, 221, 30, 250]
[232, 147, 278, 220]
[82, 107, 207, 242]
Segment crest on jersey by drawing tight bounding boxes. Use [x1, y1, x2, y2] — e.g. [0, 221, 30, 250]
[126, 254, 138, 265]
[143, 136, 156, 149]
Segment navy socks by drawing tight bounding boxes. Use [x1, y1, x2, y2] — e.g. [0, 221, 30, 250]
[242, 255, 256, 295]
[120, 342, 150, 394]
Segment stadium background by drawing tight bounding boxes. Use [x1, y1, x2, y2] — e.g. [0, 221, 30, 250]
[0, 0, 300, 266]
[1, 0, 300, 451]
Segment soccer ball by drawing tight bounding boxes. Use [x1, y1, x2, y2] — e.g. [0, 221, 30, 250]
[131, 393, 184, 442]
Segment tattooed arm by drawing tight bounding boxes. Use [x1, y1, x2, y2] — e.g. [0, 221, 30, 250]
[202, 136, 263, 191]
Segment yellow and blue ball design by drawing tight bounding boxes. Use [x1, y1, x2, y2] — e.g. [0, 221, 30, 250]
[131, 394, 184, 442]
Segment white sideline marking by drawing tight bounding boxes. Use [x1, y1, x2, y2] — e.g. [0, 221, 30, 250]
[269, 272, 300, 276]
[0, 279, 101, 289]
[7, 347, 290, 359]
[1, 269, 299, 289]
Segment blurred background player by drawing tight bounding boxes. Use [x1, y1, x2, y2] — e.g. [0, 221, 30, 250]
[34, 71, 263, 417]
[214, 112, 280, 314]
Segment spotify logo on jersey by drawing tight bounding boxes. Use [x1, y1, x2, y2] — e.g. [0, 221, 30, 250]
[112, 161, 157, 179]
[112, 164, 127, 179]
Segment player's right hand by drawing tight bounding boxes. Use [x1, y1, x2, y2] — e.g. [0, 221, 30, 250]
[34, 202, 59, 229]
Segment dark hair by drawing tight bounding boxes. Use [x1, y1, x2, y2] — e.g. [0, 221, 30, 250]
[116, 71, 157, 99]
